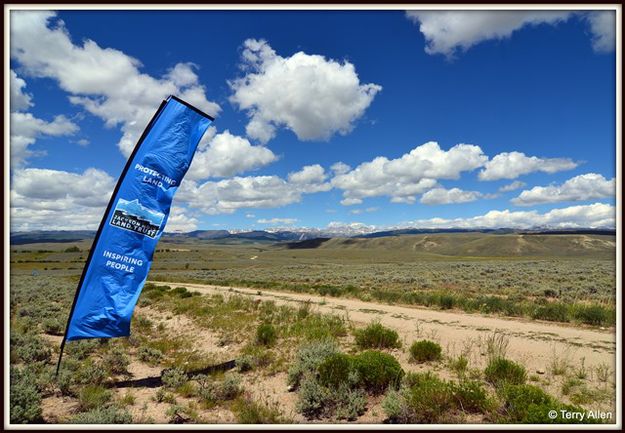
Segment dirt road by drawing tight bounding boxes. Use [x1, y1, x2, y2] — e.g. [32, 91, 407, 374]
[150, 280, 616, 378]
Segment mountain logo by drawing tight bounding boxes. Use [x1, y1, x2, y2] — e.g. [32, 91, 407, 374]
[109, 198, 165, 238]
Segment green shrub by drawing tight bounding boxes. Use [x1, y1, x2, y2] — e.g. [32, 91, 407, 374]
[235, 355, 254, 372]
[449, 354, 469, 376]
[197, 374, 242, 403]
[531, 303, 569, 322]
[383, 372, 454, 423]
[162, 367, 187, 389]
[137, 346, 163, 365]
[501, 384, 597, 423]
[384, 373, 491, 423]
[66, 339, 99, 361]
[287, 340, 339, 388]
[119, 392, 136, 406]
[255, 323, 277, 346]
[297, 376, 366, 421]
[352, 351, 404, 394]
[10, 367, 42, 423]
[354, 322, 401, 350]
[11, 332, 51, 364]
[238, 344, 274, 371]
[233, 397, 288, 423]
[42, 318, 64, 335]
[70, 406, 133, 424]
[103, 346, 130, 375]
[297, 375, 332, 418]
[502, 384, 553, 422]
[153, 388, 176, 404]
[381, 389, 405, 422]
[64, 245, 80, 253]
[484, 358, 527, 387]
[334, 385, 367, 421]
[451, 380, 490, 413]
[75, 359, 107, 386]
[171, 286, 193, 299]
[78, 385, 112, 411]
[409, 340, 442, 363]
[573, 304, 613, 326]
[439, 294, 455, 310]
[317, 353, 353, 388]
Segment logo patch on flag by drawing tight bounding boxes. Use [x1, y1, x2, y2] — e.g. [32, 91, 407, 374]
[110, 198, 165, 238]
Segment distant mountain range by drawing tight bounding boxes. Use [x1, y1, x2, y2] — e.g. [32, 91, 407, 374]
[9, 227, 616, 245]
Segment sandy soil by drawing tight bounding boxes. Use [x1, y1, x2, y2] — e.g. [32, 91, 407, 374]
[151, 280, 616, 382]
[42, 281, 616, 424]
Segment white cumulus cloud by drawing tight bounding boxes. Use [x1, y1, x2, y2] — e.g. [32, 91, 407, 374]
[10, 111, 79, 167]
[10, 167, 115, 231]
[406, 10, 615, 57]
[186, 130, 277, 181]
[10, 11, 220, 157]
[179, 163, 333, 215]
[405, 202, 614, 229]
[229, 38, 381, 143]
[511, 173, 615, 206]
[587, 11, 616, 53]
[182, 176, 302, 215]
[288, 164, 332, 193]
[499, 180, 526, 192]
[332, 141, 487, 205]
[420, 187, 482, 205]
[479, 151, 578, 181]
[165, 206, 199, 232]
[10, 69, 33, 111]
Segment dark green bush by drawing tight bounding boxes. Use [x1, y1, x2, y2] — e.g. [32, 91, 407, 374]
[383, 372, 455, 423]
[171, 286, 192, 298]
[10, 367, 42, 423]
[64, 246, 80, 253]
[352, 350, 404, 394]
[439, 294, 455, 310]
[354, 322, 401, 350]
[409, 340, 442, 363]
[317, 353, 353, 388]
[484, 358, 527, 387]
[502, 384, 553, 422]
[452, 380, 490, 413]
[531, 303, 569, 322]
[573, 304, 614, 326]
[255, 323, 277, 346]
[384, 373, 492, 423]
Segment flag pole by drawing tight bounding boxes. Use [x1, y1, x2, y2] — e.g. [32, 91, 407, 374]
[55, 100, 168, 377]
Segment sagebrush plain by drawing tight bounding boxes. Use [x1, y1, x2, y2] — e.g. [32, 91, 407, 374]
[9, 232, 617, 424]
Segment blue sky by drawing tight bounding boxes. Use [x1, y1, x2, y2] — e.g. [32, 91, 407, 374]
[9, 9, 617, 232]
